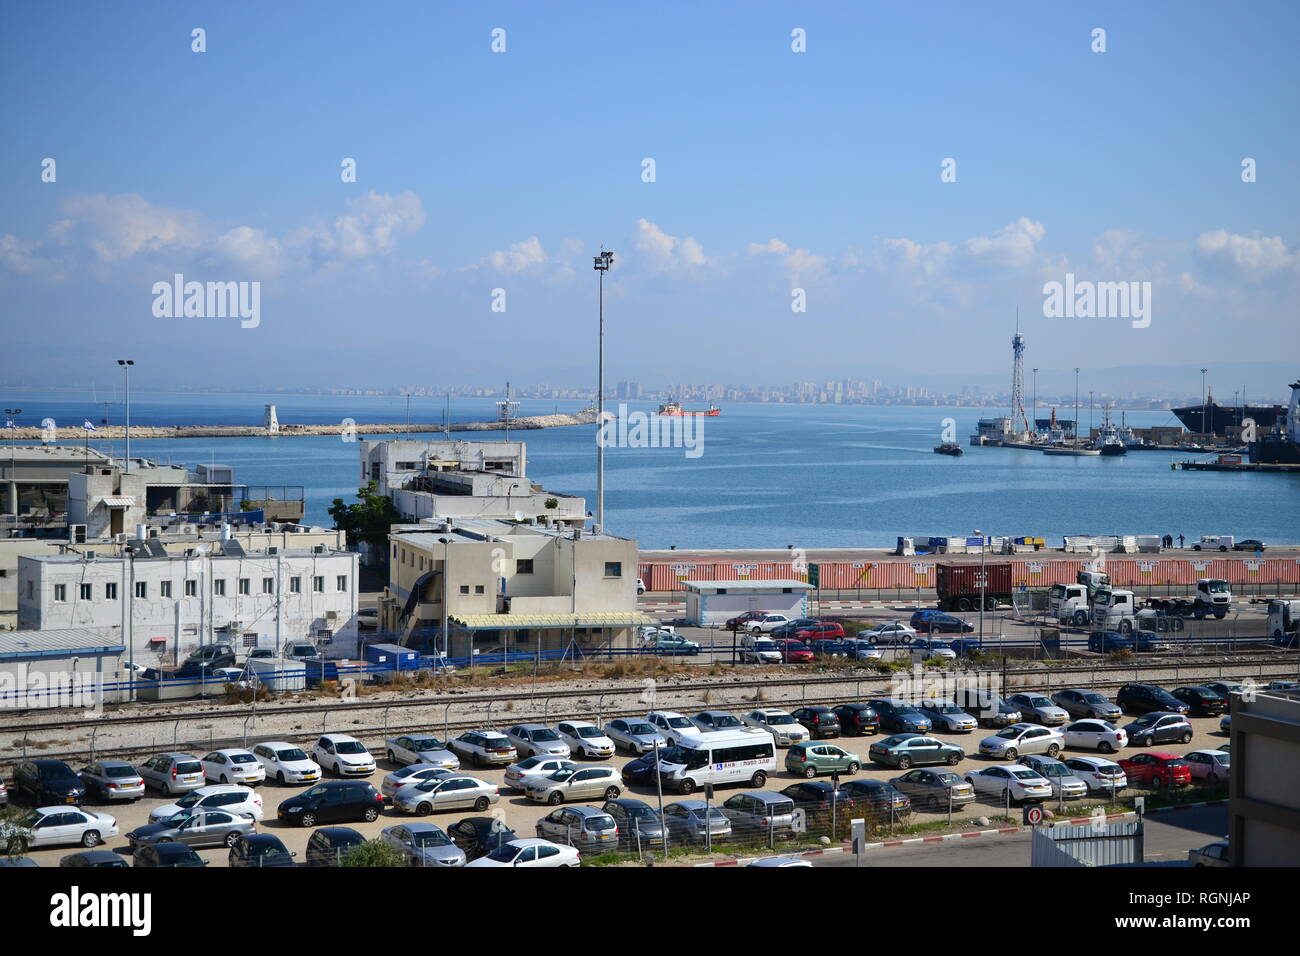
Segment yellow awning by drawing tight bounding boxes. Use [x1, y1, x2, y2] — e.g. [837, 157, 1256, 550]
[449, 611, 654, 630]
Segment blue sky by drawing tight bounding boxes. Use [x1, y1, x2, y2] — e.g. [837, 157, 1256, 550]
[2, 1, 1297, 393]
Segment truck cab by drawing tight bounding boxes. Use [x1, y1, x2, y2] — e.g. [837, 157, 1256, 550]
[1048, 583, 1090, 625]
[1090, 588, 1138, 633]
[1268, 600, 1300, 647]
[1194, 579, 1231, 619]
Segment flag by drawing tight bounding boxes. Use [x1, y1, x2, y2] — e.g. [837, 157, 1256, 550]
[3, 419, 13, 430]
[83, 420, 97, 431]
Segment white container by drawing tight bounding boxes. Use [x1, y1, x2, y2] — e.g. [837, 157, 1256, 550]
[247, 657, 306, 693]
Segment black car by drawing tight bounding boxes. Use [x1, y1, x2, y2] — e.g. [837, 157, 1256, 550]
[447, 816, 519, 861]
[831, 703, 881, 736]
[601, 798, 667, 850]
[1116, 684, 1189, 716]
[953, 689, 1022, 728]
[277, 781, 384, 827]
[229, 834, 296, 867]
[133, 843, 207, 867]
[1123, 712, 1195, 748]
[839, 780, 911, 821]
[909, 610, 976, 634]
[868, 699, 932, 734]
[771, 618, 819, 639]
[14, 759, 85, 806]
[1233, 539, 1266, 552]
[59, 850, 128, 868]
[1171, 686, 1228, 716]
[779, 782, 859, 821]
[620, 749, 667, 787]
[791, 706, 841, 739]
[305, 826, 367, 866]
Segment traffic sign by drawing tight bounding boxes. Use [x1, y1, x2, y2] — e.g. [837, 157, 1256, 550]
[1023, 805, 1044, 826]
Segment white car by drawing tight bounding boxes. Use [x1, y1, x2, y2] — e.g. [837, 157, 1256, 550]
[911, 638, 957, 662]
[12, 807, 119, 848]
[1061, 720, 1128, 753]
[201, 749, 266, 786]
[464, 837, 581, 867]
[857, 622, 917, 645]
[747, 614, 793, 634]
[1063, 756, 1128, 794]
[740, 709, 810, 746]
[151, 783, 264, 823]
[250, 742, 322, 785]
[977, 723, 1064, 760]
[503, 757, 577, 791]
[738, 638, 783, 664]
[746, 855, 813, 867]
[313, 734, 377, 776]
[448, 731, 518, 767]
[1018, 755, 1089, 799]
[646, 711, 696, 746]
[381, 765, 456, 799]
[556, 721, 616, 759]
[505, 724, 572, 759]
[841, 639, 884, 662]
[1006, 694, 1070, 726]
[1188, 841, 1230, 867]
[1183, 749, 1230, 785]
[384, 734, 459, 770]
[964, 765, 1053, 803]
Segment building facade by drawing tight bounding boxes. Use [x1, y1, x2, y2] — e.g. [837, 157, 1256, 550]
[1228, 686, 1300, 866]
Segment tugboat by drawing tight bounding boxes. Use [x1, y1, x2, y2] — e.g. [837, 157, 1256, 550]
[656, 401, 720, 416]
[933, 443, 964, 456]
[1093, 406, 1127, 456]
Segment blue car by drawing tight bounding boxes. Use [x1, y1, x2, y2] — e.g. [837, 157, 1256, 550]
[1088, 631, 1133, 653]
[620, 750, 665, 787]
[910, 610, 975, 635]
[948, 638, 985, 657]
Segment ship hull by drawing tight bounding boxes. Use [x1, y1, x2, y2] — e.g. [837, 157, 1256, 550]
[1249, 436, 1300, 464]
[1172, 403, 1279, 435]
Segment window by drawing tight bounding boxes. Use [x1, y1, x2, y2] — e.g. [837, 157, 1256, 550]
[263, 577, 274, 594]
[336, 575, 347, 592]
[516, 559, 534, 574]
[391, 544, 397, 559]
[105, 582, 117, 600]
[213, 579, 226, 596]
[290, 577, 301, 593]
[160, 581, 172, 598]
[459, 585, 469, 594]
[604, 562, 622, 578]
[313, 576, 324, 593]
[54, 583, 67, 602]
[26, 581, 33, 600]
[79, 583, 92, 600]
[474, 585, 485, 594]
[185, 579, 197, 597]
[238, 578, 250, 595]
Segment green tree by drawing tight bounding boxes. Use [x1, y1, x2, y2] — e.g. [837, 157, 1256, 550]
[328, 482, 401, 556]
[338, 838, 407, 867]
[0, 806, 32, 859]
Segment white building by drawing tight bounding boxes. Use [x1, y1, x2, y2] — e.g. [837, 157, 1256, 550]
[17, 542, 359, 663]
[682, 579, 814, 627]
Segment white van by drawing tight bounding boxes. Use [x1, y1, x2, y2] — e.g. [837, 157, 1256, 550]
[656, 729, 777, 794]
[739, 634, 782, 663]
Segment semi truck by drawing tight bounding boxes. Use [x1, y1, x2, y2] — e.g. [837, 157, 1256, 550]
[1269, 600, 1300, 647]
[935, 562, 1012, 612]
[1048, 570, 1113, 625]
[1143, 579, 1233, 620]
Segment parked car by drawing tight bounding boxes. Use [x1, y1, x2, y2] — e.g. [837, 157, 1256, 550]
[604, 718, 668, 754]
[136, 753, 205, 794]
[785, 741, 862, 778]
[1189, 841, 1230, 866]
[536, 805, 620, 849]
[692, 710, 747, 734]
[662, 800, 732, 844]
[200, 749, 265, 786]
[1171, 686, 1229, 716]
[739, 637, 783, 664]
[133, 843, 206, 867]
[641, 633, 701, 655]
[770, 619, 818, 639]
[1116, 684, 1189, 716]
[858, 622, 917, 644]
[447, 730, 518, 767]
[251, 742, 323, 785]
[277, 780, 385, 826]
[741, 708, 810, 745]
[1062, 756, 1128, 794]
[556, 720, 616, 759]
[14, 759, 85, 806]
[778, 781, 859, 821]
[790, 706, 841, 739]
[868, 698, 932, 734]
[1051, 689, 1123, 721]
[747, 613, 793, 634]
[888, 768, 975, 810]
[447, 816, 520, 861]
[381, 765, 455, 799]
[59, 849, 128, 867]
[228, 833, 296, 867]
[505, 724, 572, 759]
[503, 757, 575, 793]
[312, 734, 377, 777]
[383, 734, 459, 770]
[840, 639, 885, 662]
[978, 724, 1064, 760]
[953, 689, 1022, 728]
[464, 838, 581, 867]
[14, 807, 117, 848]
[725, 610, 769, 630]
[602, 798, 667, 850]
[868, 734, 964, 769]
[1118, 752, 1193, 788]
[1183, 749, 1230, 785]
[127, 809, 254, 850]
[379, 823, 466, 867]
[1220, 715, 1231, 734]
[304, 826, 368, 866]
[150, 784, 263, 823]
[1005, 693, 1069, 726]
[391, 775, 500, 815]
[646, 711, 697, 746]
[718, 791, 797, 836]
[620, 750, 666, 787]
[964, 765, 1054, 803]
[917, 699, 978, 733]
[911, 637, 957, 661]
[1233, 539, 1266, 552]
[1088, 630, 1134, 653]
[78, 761, 145, 802]
[794, 621, 846, 642]
[831, 703, 881, 736]
[839, 779, 911, 820]
[1133, 630, 1172, 653]
[1061, 720, 1128, 753]
[1122, 712, 1194, 748]
[773, 639, 815, 663]
[747, 855, 813, 867]
[1017, 755, 1088, 799]
[910, 609, 975, 634]
[1203, 681, 1246, 702]
[524, 766, 622, 805]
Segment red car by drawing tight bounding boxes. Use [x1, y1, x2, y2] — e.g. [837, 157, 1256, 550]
[725, 611, 768, 630]
[773, 639, 815, 663]
[1119, 751, 1192, 789]
[794, 622, 846, 640]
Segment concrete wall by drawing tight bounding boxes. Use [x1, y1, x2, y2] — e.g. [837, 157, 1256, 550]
[1229, 690, 1300, 866]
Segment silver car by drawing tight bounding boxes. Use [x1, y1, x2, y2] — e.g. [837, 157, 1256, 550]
[136, 753, 205, 794]
[505, 724, 571, 759]
[79, 761, 145, 801]
[448, 731, 518, 767]
[391, 774, 499, 815]
[692, 710, 746, 733]
[978, 723, 1065, 759]
[535, 805, 621, 849]
[918, 700, 978, 733]
[1006, 694, 1070, 726]
[504, 756, 577, 792]
[1051, 689, 1123, 721]
[603, 718, 668, 754]
[381, 765, 456, 800]
[380, 823, 466, 867]
[126, 809, 255, 849]
[524, 766, 622, 805]
[718, 791, 798, 835]
[1018, 755, 1089, 799]
[662, 801, 732, 844]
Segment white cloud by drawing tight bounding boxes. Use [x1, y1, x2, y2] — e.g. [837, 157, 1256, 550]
[630, 218, 705, 272]
[1195, 229, 1296, 280]
[50, 193, 203, 263]
[0, 234, 49, 275]
[746, 238, 789, 256]
[482, 235, 548, 273]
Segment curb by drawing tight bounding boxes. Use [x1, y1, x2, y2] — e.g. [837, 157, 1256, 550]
[1144, 799, 1228, 814]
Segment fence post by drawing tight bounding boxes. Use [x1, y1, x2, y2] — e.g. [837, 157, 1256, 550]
[383, 705, 390, 738]
[172, 719, 180, 749]
[89, 726, 99, 762]
[242, 714, 254, 749]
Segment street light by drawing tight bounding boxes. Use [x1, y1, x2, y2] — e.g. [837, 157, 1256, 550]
[1031, 369, 1038, 438]
[4, 408, 21, 498]
[592, 249, 614, 532]
[1200, 368, 1208, 437]
[117, 360, 134, 472]
[974, 528, 986, 641]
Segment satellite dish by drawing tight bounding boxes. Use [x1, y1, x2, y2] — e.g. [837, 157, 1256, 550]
[513, 510, 524, 521]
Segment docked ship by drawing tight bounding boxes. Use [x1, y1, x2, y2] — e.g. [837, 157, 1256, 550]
[1092, 407, 1127, 456]
[1172, 389, 1281, 436]
[656, 401, 720, 416]
[933, 443, 963, 456]
[1248, 380, 1300, 464]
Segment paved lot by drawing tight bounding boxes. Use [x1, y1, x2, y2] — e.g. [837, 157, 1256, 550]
[15, 708, 1235, 867]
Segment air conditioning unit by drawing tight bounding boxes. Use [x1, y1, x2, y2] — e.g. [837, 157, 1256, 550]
[325, 610, 338, 621]
[267, 547, 279, 555]
[113, 533, 128, 543]
[313, 544, 326, 554]
[84, 550, 97, 560]
[71, 524, 87, 543]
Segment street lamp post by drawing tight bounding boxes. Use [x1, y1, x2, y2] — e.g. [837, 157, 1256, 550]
[1201, 368, 1208, 437]
[974, 528, 986, 640]
[439, 537, 450, 665]
[1031, 369, 1038, 438]
[117, 360, 134, 471]
[592, 249, 614, 532]
[4, 408, 21, 497]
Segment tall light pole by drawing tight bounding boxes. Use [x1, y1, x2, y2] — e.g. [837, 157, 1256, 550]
[439, 537, 450, 664]
[117, 360, 134, 471]
[974, 527, 986, 641]
[592, 249, 614, 532]
[1074, 367, 1080, 445]
[1200, 368, 1208, 437]
[1031, 369, 1038, 438]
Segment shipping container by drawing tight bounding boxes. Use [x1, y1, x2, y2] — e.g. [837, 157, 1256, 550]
[247, 658, 307, 693]
[935, 562, 1013, 611]
[366, 642, 419, 671]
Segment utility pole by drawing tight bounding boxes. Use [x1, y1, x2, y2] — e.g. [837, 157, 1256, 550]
[117, 360, 134, 471]
[592, 249, 614, 532]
